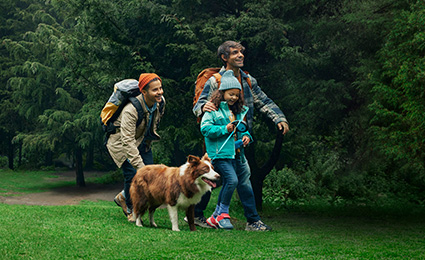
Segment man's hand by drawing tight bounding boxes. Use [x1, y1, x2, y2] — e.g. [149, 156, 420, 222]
[202, 101, 218, 113]
[277, 122, 290, 135]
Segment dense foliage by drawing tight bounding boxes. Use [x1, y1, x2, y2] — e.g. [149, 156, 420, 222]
[1, 0, 424, 204]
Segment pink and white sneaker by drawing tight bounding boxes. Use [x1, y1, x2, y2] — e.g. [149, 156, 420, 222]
[207, 213, 234, 230]
[206, 215, 219, 229]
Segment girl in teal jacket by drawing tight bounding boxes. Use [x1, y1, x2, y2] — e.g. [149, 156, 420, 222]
[201, 100, 252, 160]
[200, 70, 271, 231]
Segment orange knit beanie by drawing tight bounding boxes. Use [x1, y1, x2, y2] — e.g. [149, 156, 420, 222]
[138, 73, 161, 91]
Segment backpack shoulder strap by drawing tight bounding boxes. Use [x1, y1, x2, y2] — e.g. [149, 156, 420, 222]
[244, 71, 252, 89]
[158, 97, 165, 114]
[128, 96, 144, 127]
[246, 76, 252, 89]
[213, 72, 221, 86]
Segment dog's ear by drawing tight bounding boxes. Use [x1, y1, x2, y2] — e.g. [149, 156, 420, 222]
[187, 155, 200, 165]
[201, 153, 210, 162]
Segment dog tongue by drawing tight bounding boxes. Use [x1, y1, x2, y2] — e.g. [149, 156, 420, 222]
[202, 178, 217, 188]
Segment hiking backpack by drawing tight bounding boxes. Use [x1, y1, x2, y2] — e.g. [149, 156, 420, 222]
[193, 68, 222, 108]
[100, 79, 144, 135]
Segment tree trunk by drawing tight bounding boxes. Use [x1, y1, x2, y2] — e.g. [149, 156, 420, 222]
[18, 142, 22, 167]
[247, 129, 284, 211]
[45, 150, 53, 167]
[85, 141, 94, 170]
[7, 132, 14, 170]
[172, 140, 187, 166]
[250, 171, 264, 211]
[75, 147, 85, 187]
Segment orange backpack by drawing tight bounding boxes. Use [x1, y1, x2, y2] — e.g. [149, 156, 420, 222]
[193, 68, 252, 109]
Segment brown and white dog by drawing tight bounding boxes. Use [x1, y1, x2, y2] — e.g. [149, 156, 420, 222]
[129, 153, 219, 231]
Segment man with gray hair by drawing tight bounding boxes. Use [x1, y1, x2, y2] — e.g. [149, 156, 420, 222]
[191, 40, 289, 231]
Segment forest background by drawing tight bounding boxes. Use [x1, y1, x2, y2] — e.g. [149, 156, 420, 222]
[1, 0, 424, 208]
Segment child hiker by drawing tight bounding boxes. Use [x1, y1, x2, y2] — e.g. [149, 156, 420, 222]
[200, 70, 271, 231]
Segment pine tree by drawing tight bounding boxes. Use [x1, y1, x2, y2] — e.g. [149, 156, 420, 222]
[369, 0, 425, 195]
[3, 0, 89, 185]
[1, 0, 48, 169]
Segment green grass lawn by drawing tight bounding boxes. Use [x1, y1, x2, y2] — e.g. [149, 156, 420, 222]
[0, 169, 116, 195]
[1, 170, 424, 259]
[0, 170, 73, 195]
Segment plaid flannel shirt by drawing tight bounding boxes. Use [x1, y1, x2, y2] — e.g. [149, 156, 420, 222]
[193, 67, 288, 130]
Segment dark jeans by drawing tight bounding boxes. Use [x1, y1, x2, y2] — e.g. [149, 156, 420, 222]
[194, 191, 212, 218]
[194, 155, 260, 223]
[121, 142, 153, 211]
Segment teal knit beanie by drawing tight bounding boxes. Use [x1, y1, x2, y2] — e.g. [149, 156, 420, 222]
[219, 70, 241, 91]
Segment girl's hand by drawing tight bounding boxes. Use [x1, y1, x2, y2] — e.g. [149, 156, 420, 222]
[227, 123, 235, 133]
[242, 135, 250, 146]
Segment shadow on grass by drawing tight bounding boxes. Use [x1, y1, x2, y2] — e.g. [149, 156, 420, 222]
[258, 198, 425, 224]
[0, 169, 122, 197]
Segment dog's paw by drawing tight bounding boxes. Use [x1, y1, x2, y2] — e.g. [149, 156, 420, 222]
[136, 219, 144, 227]
[151, 222, 158, 228]
[172, 227, 180, 232]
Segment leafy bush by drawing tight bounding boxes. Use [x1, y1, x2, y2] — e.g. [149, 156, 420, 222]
[0, 156, 8, 168]
[92, 169, 123, 184]
[263, 168, 290, 206]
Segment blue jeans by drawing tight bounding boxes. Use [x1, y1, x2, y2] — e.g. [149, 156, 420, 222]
[212, 155, 260, 223]
[121, 142, 153, 211]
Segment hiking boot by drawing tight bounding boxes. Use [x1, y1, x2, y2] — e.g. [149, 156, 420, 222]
[114, 191, 128, 217]
[245, 220, 272, 231]
[216, 213, 233, 230]
[184, 216, 212, 228]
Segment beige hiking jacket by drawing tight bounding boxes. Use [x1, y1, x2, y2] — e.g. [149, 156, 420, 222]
[106, 94, 165, 169]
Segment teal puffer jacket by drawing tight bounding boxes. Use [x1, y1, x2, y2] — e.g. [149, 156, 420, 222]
[201, 102, 252, 160]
